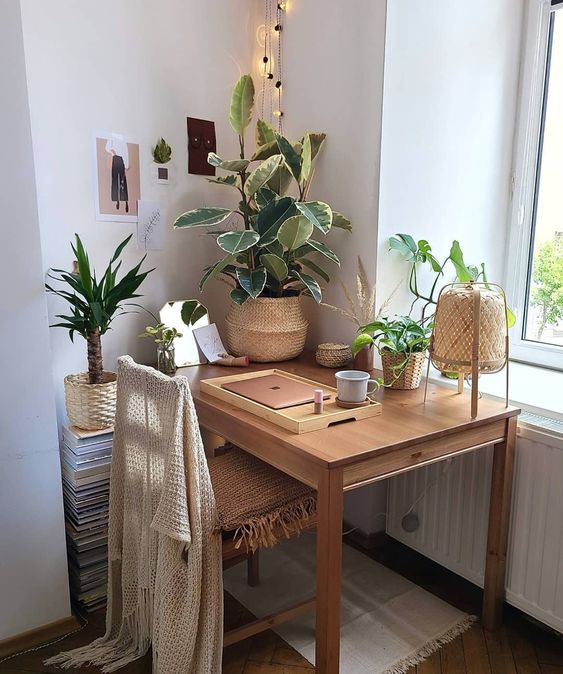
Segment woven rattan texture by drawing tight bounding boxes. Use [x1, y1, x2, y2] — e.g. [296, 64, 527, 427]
[225, 296, 308, 362]
[208, 444, 316, 551]
[64, 372, 117, 430]
[431, 286, 506, 374]
[381, 351, 426, 390]
[316, 342, 353, 368]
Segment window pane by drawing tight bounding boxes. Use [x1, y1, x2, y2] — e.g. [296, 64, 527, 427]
[524, 11, 563, 348]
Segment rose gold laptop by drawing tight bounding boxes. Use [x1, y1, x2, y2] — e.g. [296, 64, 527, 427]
[222, 374, 329, 410]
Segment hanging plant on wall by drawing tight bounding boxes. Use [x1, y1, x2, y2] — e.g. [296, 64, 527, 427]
[152, 137, 172, 164]
[173, 75, 352, 362]
[45, 234, 153, 429]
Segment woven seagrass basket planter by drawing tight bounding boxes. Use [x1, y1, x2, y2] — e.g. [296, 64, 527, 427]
[64, 372, 117, 430]
[225, 296, 308, 363]
[316, 342, 353, 368]
[381, 351, 426, 390]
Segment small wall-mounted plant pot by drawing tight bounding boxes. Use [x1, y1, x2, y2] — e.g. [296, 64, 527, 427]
[152, 161, 172, 184]
[64, 372, 117, 430]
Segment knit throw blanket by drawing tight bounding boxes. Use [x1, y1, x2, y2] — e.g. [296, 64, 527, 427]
[46, 356, 223, 673]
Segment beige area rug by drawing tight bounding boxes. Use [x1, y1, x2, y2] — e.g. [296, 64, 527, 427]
[223, 534, 476, 673]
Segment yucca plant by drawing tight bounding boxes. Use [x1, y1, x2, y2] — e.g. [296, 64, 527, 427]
[173, 75, 352, 305]
[45, 234, 154, 384]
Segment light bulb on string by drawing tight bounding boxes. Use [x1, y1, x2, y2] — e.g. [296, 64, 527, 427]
[273, 110, 283, 118]
[277, 1, 287, 10]
[273, 23, 282, 33]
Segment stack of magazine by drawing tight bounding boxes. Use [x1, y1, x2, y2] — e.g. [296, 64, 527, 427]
[60, 425, 113, 612]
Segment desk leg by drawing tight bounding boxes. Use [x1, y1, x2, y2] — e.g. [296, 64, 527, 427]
[482, 416, 517, 631]
[316, 468, 344, 673]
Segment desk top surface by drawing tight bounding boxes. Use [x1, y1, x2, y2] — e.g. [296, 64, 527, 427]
[179, 352, 519, 468]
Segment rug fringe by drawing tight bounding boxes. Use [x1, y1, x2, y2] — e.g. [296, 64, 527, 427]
[381, 614, 478, 674]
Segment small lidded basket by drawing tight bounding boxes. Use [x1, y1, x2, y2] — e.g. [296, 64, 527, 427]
[316, 343, 353, 368]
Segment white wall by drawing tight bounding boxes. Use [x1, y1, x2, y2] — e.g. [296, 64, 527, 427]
[378, 0, 525, 318]
[20, 0, 256, 421]
[278, 0, 389, 534]
[0, 0, 71, 640]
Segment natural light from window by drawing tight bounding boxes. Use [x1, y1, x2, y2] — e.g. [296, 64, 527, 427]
[524, 10, 563, 349]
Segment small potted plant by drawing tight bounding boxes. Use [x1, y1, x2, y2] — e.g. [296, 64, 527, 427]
[140, 323, 182, 376]
[173, 75, 351, 362]
[152, 137, 172, 183]
[46, 234, 153, 429]
[352, 315, 432, 390]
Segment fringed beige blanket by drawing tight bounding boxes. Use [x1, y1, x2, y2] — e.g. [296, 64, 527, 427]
[46, 357, 223, 673]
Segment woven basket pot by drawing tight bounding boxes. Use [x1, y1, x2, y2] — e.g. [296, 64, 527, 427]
[381, 351, 426, 390]
[316, 343, 353, 368]
[64, 372, 117, 430]
[430, 284, 506, 375]
[225, 296, 308, 363]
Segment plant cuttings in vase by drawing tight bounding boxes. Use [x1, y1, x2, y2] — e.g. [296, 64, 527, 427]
[46, 234, 154, 384]
[173, 75, 352, 306]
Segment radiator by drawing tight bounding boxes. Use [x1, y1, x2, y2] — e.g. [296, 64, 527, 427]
[386, 417, 563, 633]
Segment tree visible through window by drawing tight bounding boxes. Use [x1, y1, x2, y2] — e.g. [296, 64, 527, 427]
[524, 10, 563, 349]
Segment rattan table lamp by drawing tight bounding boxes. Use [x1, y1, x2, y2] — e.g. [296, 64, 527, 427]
[424, 282, 509, 418]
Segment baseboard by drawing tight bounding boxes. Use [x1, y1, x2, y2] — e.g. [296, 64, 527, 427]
[343, 521, 386, 550]
[0, 615, 80, 659]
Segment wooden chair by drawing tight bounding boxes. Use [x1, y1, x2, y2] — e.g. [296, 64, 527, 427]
[206, 443, 317, 646]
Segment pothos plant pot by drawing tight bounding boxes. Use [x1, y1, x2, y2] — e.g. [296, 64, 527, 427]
[381, 351, 426, 390]
[225, 296, 308, 363]
[353, 344, 374, 373]
[64, 372, 117, 430]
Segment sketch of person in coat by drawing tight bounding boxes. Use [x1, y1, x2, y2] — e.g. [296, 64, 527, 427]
[105, 134, 129, 213]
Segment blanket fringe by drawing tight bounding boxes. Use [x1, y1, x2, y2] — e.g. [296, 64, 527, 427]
[44, 587, 153, 673]
[231, 495, 317, 553]
[381, 614, 477, 674]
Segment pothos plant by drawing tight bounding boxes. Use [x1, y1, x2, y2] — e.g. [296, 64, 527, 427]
[389, 234, 516, 326]
[173, 75, 352, 305]
[352, 315, 433, 385]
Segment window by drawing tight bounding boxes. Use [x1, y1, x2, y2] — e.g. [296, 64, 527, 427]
[508, 1, 563, 370]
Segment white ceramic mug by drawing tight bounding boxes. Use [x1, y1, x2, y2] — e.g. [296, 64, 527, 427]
[335, 370, 380, 403]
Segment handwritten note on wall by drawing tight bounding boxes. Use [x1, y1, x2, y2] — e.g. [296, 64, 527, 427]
[137, 200, 164, 251]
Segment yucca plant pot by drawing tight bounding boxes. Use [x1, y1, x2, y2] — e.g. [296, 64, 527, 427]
[64, 372, 117, 430]
[381, 351, 426, 390]
[225, 296, 308, 363]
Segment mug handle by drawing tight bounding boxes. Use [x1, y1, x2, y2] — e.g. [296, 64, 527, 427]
[367, 379, 380, 401]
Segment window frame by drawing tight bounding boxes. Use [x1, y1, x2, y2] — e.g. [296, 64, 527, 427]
[506, 0, 563, 370]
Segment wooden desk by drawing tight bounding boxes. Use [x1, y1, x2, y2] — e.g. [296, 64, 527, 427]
[179, 352, 520, 674]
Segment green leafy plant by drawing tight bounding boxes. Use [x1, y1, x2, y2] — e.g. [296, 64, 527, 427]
[389, 233, 516, 327]
[173, 75, 351, 305]
[152, 137, 172, 164]
[140, 323, 182, 348]
[531, 236, 563, 340]
[45, 234, 154, 384]
[352, 315, 432, 384]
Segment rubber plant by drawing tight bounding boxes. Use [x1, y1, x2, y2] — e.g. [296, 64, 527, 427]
[388, 234, 516, 327]
[173, 75, 352, 305]
[45, 234, 154, 383]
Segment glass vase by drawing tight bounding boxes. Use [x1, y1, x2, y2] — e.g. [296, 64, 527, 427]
[157, 344, 176, 376]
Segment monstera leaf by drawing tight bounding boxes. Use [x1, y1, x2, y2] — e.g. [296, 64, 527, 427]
[174, 208, 232, 228]
[229, 75, 254, 135]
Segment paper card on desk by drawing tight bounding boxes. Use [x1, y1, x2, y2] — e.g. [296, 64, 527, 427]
[137, 200, 164, 250]
[192, 323, 227, 363]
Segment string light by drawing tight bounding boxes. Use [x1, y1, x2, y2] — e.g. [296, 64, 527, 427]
[273, 109, 283, 117]
[262, 72, 274, 79]
[277, 1, 287, 10]
[259, 0, 284, 130]
[275, 80, 282, 88]
[274, 23, 282, 32]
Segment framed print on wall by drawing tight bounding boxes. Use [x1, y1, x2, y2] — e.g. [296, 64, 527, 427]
[94, 132, 141, 222]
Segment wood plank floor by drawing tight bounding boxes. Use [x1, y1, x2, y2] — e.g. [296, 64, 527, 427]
[0, 536, 560, 673]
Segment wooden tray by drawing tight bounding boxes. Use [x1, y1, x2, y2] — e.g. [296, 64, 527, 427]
[200, 369, 381, 434]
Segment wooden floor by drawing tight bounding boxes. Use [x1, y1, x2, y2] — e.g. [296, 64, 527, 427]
[1, 536, 561, 673]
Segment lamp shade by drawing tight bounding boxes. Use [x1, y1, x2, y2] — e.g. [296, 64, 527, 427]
[427, 282, 509, 418]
